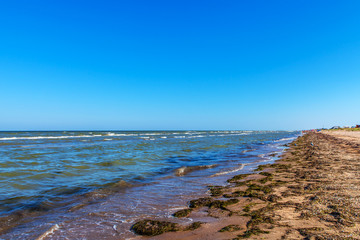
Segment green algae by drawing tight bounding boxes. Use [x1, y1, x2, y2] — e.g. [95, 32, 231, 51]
[208, 185, 224, 197]
[265, 194, 281, 202]
[236, 227, 270, 238]
[185, 221, 202, 231]
[258, 177, 271, 184]
[173, 208, 192, 218]
[209, 199, 239, 209]
[243, 203, 257, 212]
[227, 174, 251, 183]
[219, 224, 242, 232]
[259, 172, 272, 177]
[247, 184, 272, 194]
[131, 219, 179, 236]
[189, 197, 213, 208]
[254, 164, 271, 171]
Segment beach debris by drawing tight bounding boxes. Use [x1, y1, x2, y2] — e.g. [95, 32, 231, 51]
[131, 219, 179, 236]
[112, 224, 117, 232]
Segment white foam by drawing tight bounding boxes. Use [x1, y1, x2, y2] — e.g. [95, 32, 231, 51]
[274, 137, 297, 142]
[188, 135, 205, 138]
[106, 133, 138, 137]
[211, 164, 245, 177]
[35, 224, 60, 240]
[0, 135, 102, 141]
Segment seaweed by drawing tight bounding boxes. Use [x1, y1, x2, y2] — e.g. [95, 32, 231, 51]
[265, 194, 281, 202]
[237, 227, 270, 238]
[259, 172, 273, 177]
[258, 176, 273, 184]
[185, 222, 202, 231]
[254, 164, 271, 171]
[227, 174, 251, 183]
[189, 197, 213, 208]
[219, 224, 242, 232]
[131, 219, 179, 236]
[208, 185, 224, 197]
[243, 203, 256, 212]
[209, 199, 239, 209]
[173, 208, 192, 218]
[247, 184, 272, 194]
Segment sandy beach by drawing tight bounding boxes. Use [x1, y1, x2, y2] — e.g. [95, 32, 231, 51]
[131, 130, 360, 239]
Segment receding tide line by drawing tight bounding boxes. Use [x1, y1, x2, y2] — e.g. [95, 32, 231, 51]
[210, 164, 246, 177]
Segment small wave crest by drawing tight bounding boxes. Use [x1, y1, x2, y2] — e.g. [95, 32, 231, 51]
[35, 224, 60, 240]
[241, 149, 253, 153]
[0, 135, 102, 141]
[274, 137, 297, 142]
[211, 164, 246, 177]
[174, 164, 217, 176]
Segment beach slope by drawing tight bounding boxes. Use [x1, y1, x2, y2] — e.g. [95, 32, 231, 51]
[134, 131, 360, 239]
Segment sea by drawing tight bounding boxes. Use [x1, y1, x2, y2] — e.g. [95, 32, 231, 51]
[0, 130, 299, 239]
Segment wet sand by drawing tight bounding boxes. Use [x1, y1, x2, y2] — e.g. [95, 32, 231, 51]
[132, 131, 360, 239]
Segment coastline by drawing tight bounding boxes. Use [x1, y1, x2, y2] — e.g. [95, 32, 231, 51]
[0, 131, 297, 239]
[132, 131, 360, 239]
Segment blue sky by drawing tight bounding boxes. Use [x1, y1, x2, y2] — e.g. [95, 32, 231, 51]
[1, 1, 360, 130]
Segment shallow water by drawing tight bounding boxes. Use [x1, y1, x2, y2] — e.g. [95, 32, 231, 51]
[0, 131, 299, 239]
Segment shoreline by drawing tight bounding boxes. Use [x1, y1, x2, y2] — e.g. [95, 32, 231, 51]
[0, 133, 296, 239]
[132, 131, 360, 239]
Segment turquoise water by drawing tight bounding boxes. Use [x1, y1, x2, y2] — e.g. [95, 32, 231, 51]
[0, 130, 298, 239]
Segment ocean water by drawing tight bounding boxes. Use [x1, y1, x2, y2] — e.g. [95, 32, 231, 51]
[0, 131, 299, 239]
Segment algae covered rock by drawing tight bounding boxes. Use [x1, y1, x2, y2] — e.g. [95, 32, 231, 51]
[131, 219, 179, 236]
[189, 197, 213, 208]
[208, 185, 224, 197]
[173, 208, 192, 218]
[185, 221, 202, 230]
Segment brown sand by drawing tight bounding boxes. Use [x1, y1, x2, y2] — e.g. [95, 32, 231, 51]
[133, 131, 360, 239]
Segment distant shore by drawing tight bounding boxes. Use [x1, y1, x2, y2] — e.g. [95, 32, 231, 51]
[132, 130, 360, 239]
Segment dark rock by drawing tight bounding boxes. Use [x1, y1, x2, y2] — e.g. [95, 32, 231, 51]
[131, 219, 179, 236]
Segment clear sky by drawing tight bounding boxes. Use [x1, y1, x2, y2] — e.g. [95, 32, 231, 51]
[1, 1, 360, 131]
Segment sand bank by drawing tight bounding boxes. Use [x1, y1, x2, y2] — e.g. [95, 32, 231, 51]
[132, 131, 360, 239]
